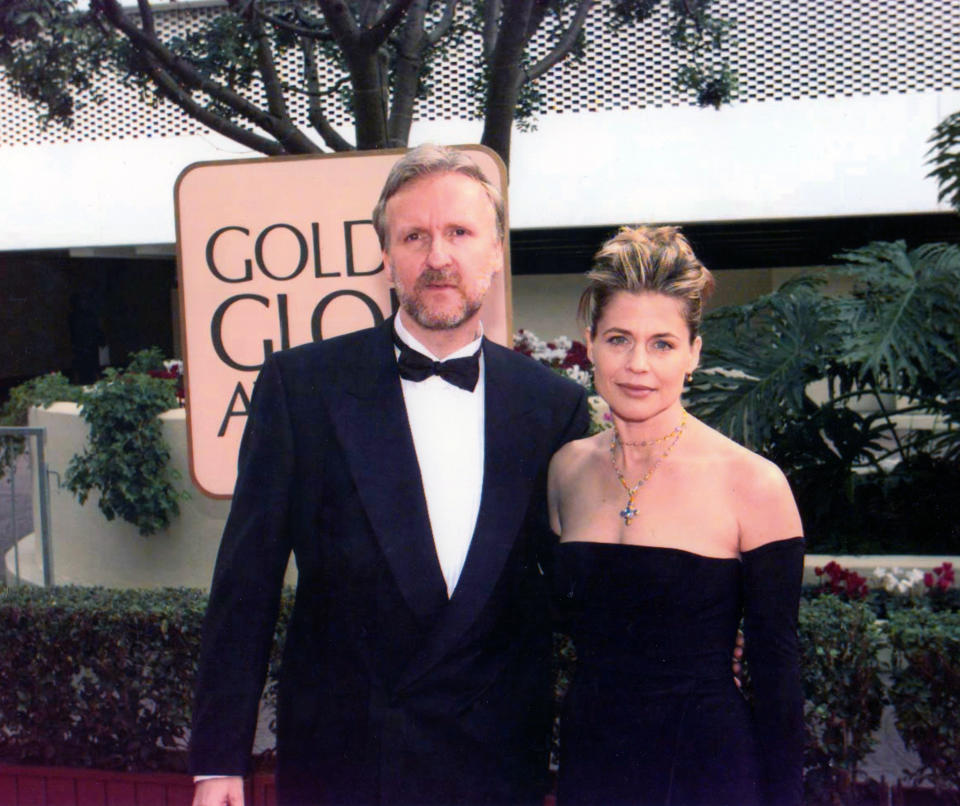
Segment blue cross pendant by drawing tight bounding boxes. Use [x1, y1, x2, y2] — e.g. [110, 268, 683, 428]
[620, 502, 638, 525]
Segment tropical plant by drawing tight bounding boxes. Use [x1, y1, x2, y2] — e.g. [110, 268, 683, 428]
[928, 108, 960, 214]
[686, 240, 960, 553]
[0, 0, 738, 166]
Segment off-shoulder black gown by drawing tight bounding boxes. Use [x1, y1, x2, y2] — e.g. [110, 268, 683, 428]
[553, 538, 805, 806]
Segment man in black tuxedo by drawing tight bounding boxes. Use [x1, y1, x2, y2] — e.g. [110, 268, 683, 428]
[190, 145, 589, 806]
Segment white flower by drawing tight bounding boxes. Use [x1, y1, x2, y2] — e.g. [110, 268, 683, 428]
[563, 366, 593, 389]
[588, 395, 612, 432]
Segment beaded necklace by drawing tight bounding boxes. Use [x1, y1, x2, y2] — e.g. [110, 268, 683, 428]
[610, 409, 687, 526]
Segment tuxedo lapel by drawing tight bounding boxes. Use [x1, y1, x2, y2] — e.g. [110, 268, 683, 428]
[396, 340, 549, 690]
[332, 320, 448, 621]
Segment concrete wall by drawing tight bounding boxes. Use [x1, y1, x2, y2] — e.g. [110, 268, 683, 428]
[23, 403, 233, 589]
[511, 267, 788, 342]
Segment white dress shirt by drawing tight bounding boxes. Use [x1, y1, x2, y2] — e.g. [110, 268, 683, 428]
[394, 315, 485, 597]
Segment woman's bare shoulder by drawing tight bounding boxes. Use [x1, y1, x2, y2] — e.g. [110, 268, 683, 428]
[691, 418, 783, 479]
[687, 418, 802, 550]
[551, 431, 607, 478]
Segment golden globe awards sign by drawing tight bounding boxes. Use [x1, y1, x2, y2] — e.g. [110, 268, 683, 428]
[175, 146, 510, 498]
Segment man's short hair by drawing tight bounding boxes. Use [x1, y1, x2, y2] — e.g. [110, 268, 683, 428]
[372, 144, 505, 249]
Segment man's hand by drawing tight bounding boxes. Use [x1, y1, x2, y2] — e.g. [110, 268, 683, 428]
[192, 776, 244, 806]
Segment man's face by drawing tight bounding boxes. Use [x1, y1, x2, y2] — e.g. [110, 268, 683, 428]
[382, 171, 503, 332]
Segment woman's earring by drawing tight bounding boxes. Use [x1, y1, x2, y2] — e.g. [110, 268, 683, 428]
[685, 372, 693, 383]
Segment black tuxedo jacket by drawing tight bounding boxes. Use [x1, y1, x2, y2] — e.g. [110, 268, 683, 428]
[189, 319, 589, 806]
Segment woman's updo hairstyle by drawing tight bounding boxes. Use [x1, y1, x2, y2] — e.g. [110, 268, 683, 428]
[578, 225, 715, 341]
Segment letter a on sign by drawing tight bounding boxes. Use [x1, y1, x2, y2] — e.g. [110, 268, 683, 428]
[175, 147, 510, 498]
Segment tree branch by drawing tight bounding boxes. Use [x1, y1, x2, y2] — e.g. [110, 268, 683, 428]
[300, 35, 354, 151]
[134, 0, 156, 37]
[140, 55, 285, 154]
[387, 0, 428, 145]
[244, 6, 291, 121]
[522, 0, 549, 41]
[98, 0, 317, 152]
[248, 3, 330, 39]
[362, 0, 416, 49]
[481, 0, 503, 62]
[318, 0, 390, 148]
[426, 0, 459, 46]
[525, 0, 594, 82]
[317, 0, 361, 44]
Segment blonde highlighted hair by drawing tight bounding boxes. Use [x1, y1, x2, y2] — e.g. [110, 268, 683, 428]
[578, 225, 715, 340]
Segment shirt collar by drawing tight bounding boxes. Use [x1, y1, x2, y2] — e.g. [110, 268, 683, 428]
[394, 314, 484, 362]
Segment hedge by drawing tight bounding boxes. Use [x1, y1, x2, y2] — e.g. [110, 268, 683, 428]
[1, 585, 958, 804]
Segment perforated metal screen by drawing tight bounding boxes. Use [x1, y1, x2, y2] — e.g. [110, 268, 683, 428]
[2, 0, 959, 148]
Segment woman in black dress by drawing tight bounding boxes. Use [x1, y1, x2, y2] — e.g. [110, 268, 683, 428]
[548, 226, 804, 806]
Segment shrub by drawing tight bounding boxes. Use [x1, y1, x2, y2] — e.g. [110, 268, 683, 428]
[887, 609, 960, 802]
[64, 367, 182, 535]
[0, 586, 294, 773]
[0, 586, 206, 771]
[798, 595, 886, 804]
[0, 372, 81, 479]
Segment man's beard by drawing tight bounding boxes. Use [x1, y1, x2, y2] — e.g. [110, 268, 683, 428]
[393, 267, 490, 330]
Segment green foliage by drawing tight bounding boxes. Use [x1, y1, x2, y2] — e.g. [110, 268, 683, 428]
[0, 586, 294, 771]
[0, 585, 207, 771]
[928, 109, 960, 214]
[837, 241, 960, 389]
[686, 241, 960, 553]
[0, 371, 81, 479]
[0, 0, 740, 162]
[0, 0, 110, 126]
[0, 584, 955, 793]
[887, 609, 960, 801]
[798, 595, 886, 803]
[64, 366, 181, 536]
[125, 346, 166, 374]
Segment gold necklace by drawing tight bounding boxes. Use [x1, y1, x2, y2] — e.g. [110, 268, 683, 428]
[610, 409, 687, 526]
[618, 418, 686, 447]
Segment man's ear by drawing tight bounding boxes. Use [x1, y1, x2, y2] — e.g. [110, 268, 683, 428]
[490, 239, 505, 276]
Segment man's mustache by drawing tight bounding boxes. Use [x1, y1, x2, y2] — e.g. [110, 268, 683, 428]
[416, 268, 461, 290]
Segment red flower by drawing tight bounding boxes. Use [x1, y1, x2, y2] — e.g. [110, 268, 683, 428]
[924, 572, 935, 588]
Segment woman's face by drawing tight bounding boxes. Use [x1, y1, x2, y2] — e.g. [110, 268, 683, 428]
[587, 291, 701, 423]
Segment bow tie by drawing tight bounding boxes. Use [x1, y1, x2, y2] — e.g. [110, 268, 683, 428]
[393, 332, 481, 392]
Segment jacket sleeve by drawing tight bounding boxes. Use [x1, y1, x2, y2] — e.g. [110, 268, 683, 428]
[189, 354, 296, 775]
[741, 537, 806, 806]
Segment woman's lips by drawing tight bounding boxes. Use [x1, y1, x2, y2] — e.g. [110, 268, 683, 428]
[618, 383, 655, 396]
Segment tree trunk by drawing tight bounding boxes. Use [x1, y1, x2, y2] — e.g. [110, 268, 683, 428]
[478, 1, 536, 167]
[345, 50, 391, 149]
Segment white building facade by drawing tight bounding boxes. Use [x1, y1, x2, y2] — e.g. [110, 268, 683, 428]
[2, 0, 959, 378]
